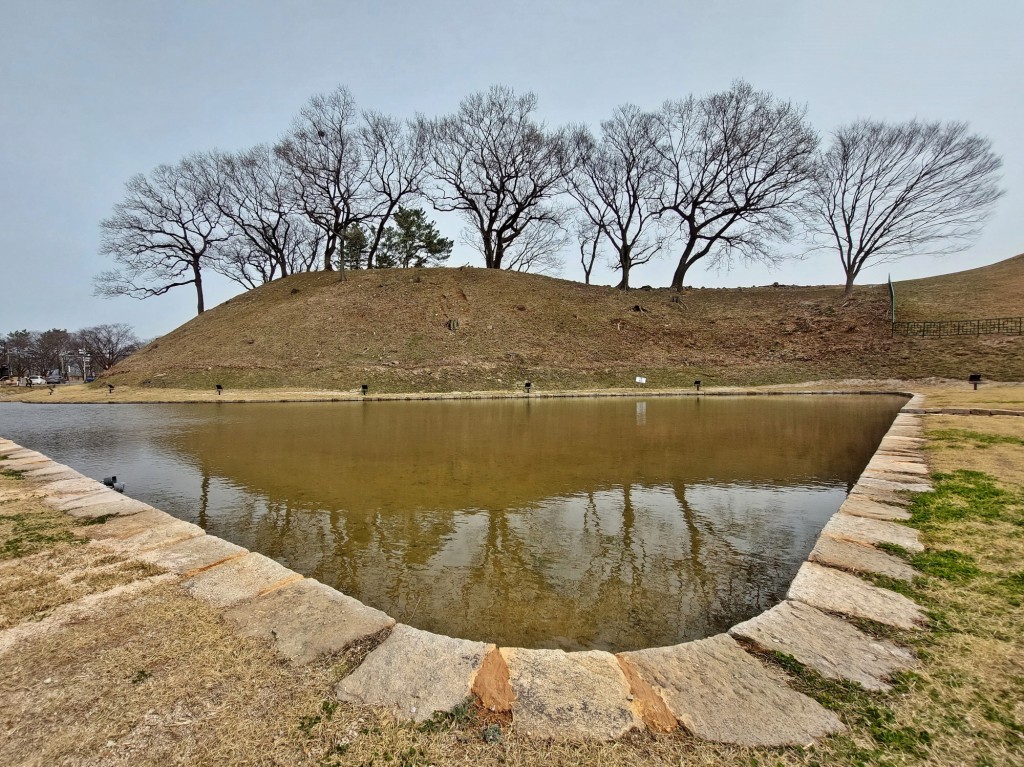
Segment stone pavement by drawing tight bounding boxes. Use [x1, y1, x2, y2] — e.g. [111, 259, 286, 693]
[0, 390, 934, 745]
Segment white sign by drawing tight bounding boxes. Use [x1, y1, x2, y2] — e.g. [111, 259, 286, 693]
[635, 376, 647, 384]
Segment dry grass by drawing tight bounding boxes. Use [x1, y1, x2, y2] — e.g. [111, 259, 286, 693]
[925, 415, 1024, 489]
[920, 383, 1024, 409]
[4, 255, 1015, 395]
[894, 253, 1024, 322]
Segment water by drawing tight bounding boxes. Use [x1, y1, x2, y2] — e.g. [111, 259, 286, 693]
[0, 394, 905, 651]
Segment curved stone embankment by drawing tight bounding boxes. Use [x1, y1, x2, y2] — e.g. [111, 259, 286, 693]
[0, 392, 933, 746]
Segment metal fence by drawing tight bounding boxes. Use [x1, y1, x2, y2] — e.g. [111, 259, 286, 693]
[892, 317, 1024, 337]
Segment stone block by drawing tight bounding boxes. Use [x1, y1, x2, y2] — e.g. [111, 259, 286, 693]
[856, 476, 931, 493]
[839, 496, 911, 522]
[473, 648, 515, 713]
[22, 466, 83, 482]
[335, 624, 492, 722]
[224, 578, 395, 665]
[788, 562, 926, 630]
[82, 509, 204, 552]
[500, 648, 642, 741]
[40, 477, 108, 495]
[730, 600, 915, 691]
[64, 496, 154, 518]
[810, 536, 917, 581]
[619, 634, 844, 746]
[823, 513, 923, 553]
[47, 488, 129, 511]
[135, 534, 247, 576]
[183, 552, 302, 608]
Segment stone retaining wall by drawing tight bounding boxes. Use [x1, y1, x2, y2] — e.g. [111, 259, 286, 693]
[0, 392, 933, 745]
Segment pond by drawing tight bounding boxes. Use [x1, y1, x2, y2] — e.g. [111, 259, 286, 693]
[0, 394, 906, 651]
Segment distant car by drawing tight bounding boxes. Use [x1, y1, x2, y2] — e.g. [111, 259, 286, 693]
[28, 375, 46, 386]
[46, 373, 62, 385]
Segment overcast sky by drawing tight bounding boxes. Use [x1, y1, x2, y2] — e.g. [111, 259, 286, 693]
[1, 0, 1021, 338]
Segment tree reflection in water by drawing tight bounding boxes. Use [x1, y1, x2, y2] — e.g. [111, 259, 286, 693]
[0, 395, 905, 651]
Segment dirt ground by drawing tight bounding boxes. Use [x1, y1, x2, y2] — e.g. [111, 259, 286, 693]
[1, 388, 1022, 766]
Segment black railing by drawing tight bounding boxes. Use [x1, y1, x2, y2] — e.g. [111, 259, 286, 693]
[892, 317, 1024, 337]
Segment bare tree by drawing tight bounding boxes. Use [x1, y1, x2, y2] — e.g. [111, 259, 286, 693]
[210, 146, 320, 287]
[76, 323, 141, 369]
[31, 329, 73, 377]
[95, 153, 228, 315]
[427, 86, 572, 270]
[361, 112, 430, 267]
[275, 86, 370, 271]
[498, 217, 567, 274]
[568, 106, 665, 289]
[2, 331, 33, 378]
[811, 119, 1004, 296]
[655, 81, 818, 290]
[575, 218, 601, 285]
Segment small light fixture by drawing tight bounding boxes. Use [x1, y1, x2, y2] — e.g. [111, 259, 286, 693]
[216, 384, 223, 395]
[694, 379, 702, 392]
[524, 381, 532, 394]
[361, 384, 369, 396]
[107, 384, 115, 395]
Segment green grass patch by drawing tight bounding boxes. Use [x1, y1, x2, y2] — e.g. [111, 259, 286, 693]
[908, 470, 1023, 530]
[864, 572, 922, 599]
[767, 652, 933, 759]
[910, 549, 981, 583]
[876, 541, 911, 560]
[417, 699, 476, 733]
[1, 468, 24, 479]
[0, 511, 83, 559]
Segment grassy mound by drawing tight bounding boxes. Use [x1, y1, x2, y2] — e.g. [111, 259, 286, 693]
[104, 255, 1024, 391]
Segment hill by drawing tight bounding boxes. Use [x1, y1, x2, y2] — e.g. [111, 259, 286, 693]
[104, 255, 1024, 391]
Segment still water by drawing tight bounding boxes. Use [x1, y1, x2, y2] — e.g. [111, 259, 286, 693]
[0, 395, 905, 651]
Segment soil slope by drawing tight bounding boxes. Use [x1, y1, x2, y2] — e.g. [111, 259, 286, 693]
[105, 255, 1024, 391]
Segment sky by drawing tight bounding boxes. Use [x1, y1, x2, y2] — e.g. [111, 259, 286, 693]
[1, 0, 1021, 339]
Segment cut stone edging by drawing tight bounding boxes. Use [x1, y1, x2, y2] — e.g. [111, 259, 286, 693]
[0, 390, 934, 745]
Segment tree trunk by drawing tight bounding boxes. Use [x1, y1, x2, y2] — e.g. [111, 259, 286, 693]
[616, 245, 631, 290]
[366, 219, 389, 270]
[491, 238, 503, 269]
[324, 230, 336, 271]
[670, 259, 690, 292]
[193, 259, 205, 315]
[670, 237, 698, 291]
[843, 271, 856, 297]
